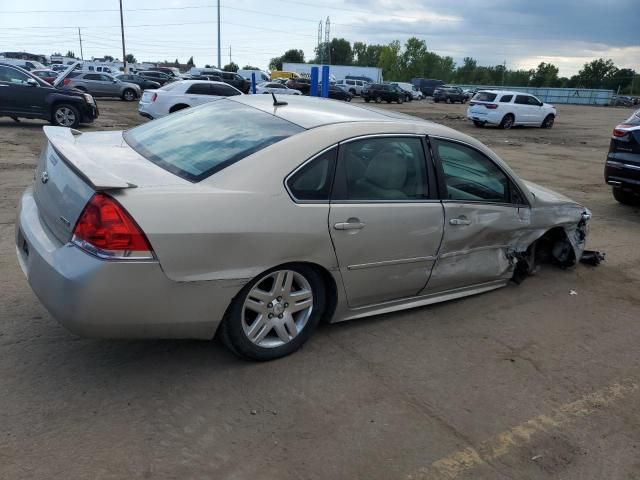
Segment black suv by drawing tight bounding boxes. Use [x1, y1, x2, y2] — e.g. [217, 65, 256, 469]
[220, 71, 250, 94]
[433, 86, 467, 103]
[363, 83, 405, 104]
[0, 63, 98, 128]
[286, 77, 311, 95]
[605, 108, 640, 205]
[138, 70, 175, 86]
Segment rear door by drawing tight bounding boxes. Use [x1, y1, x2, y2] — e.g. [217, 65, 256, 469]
[82, 73, 106, 95]
[426, 137, 530, 293]
[185, 82, 216, 105]
[328, 135, 444, 307]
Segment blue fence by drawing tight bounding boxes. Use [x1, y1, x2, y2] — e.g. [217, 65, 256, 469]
[454, 85, 614, 105]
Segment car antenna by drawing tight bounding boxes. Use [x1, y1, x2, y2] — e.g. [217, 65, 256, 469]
[271, 92, 288, 107]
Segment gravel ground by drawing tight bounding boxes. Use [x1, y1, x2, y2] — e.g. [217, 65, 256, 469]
[1, 97, 639, 480]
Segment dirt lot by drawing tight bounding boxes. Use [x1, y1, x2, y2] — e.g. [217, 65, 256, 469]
[1, 98, 639, 480]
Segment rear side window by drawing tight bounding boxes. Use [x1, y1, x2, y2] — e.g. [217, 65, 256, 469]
[123, 100, 304, 182]
[475, 92, 497, 102]
[211, 84, 240, 96]
[84, 74, 101, 81]
[287, 148, 337, 201]
[499, 95, 513, 102]
[186, 83, 211, 95]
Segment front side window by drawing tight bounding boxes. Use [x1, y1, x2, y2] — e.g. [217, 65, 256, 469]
[0, 66, 30, 85]
[433, 139, 512, 204]
[333, 137, 428, 201]
[287, 148, 337, 201]
[515, 95, 531, 105]
[124, 99, 304, 182]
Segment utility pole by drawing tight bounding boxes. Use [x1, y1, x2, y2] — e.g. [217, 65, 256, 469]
[229, 45, 232, 66]
[119, 0, 127, 73]
[78, 28, 84, 60]
[217, 0, 221, 68]
[502, 60, 506, 86]
[317, 20, 323, 65]
[324, 17, 330, 65]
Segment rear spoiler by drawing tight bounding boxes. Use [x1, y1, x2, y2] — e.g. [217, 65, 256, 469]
[43, 126, 136, 190]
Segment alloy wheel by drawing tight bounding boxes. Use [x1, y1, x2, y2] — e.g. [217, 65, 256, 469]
[241, 270, 314, 348]
[54, 107, 76, 127]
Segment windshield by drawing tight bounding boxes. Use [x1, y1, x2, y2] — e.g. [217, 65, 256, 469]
[123, 99, 304, 182]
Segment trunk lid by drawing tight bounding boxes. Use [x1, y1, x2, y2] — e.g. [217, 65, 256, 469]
[34, 126, 189, 243]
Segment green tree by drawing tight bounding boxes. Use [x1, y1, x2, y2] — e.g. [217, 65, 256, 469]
[187, 56, 195, 67]
[530, 62, 560, 87]
[103, 55, 114, 62]
[269, 49, 305, 71]
[329, 38, 352, 65]
[605, 68, 636, 92]
[65, 50, 76, 58]
[378, 40, 402, 80]
[223, 62, 239, 72]
[174, 58, 180, 68]
[242, 65, 260, 70]
[124, 53, 137, 64]
[400, 37, 428, 80]
[353, 42, 384, 67]
[578, 58, 617, 88]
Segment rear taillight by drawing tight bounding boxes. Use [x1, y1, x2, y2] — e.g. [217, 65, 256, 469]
[151, 93, 157, 102]
[613, 124, 633, 138]
[63, 78, 71, 85]
[72, 193, 154, 260]
[484, 104, 498, 109]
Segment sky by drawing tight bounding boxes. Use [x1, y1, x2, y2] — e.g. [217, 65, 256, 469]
[0, 0, 638, 76]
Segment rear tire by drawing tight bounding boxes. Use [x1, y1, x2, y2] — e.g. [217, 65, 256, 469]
[219, 264, 326, 361]
[364, 98, 371, 103]
[51, 103, 80, 128]
[541, 114, 555, 128]
[375, 96, 382, 104]
[613, 187, 640, 205]
[122, 88, 136, 101]
[500, 114, 515, 129]
[398, 96, 404, 104]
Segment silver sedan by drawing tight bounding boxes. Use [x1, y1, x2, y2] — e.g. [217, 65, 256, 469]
[16, 96, 592, 360]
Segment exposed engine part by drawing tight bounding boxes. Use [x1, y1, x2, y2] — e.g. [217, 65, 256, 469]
[580, 250, 606, 266]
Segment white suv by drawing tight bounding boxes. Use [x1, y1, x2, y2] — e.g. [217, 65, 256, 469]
[467, 90, 556, 129]
[336, 79, 368, 96]
[138, 80, 242, 119]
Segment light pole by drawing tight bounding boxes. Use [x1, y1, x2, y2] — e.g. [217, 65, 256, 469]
[119, 0, 128, 73]
[217, 0, 221, 68]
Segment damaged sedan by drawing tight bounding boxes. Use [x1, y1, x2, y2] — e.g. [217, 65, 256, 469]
[16, 95, 595, 360]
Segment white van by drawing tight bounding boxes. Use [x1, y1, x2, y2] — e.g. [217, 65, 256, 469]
[80, 63, 116, 74]
[0, 58, 46, 71]
[335, 78, 368, 95]
[238, 70, 270, 82]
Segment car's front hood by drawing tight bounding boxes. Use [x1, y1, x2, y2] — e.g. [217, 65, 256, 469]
[524, 180, 579, 207]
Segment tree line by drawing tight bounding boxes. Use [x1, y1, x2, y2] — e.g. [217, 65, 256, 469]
[266, 37, 638, 93]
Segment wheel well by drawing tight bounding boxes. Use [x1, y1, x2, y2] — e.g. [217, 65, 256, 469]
[513, 227, 576, 283]
[169, 103, 189, 113]
[216, 261, 339, 338]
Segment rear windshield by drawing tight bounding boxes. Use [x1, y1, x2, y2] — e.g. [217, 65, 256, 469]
[475, 92, 497, 102]
[123, 100, 304, 182]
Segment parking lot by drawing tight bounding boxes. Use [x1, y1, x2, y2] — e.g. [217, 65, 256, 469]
[1, 98, 639, 479]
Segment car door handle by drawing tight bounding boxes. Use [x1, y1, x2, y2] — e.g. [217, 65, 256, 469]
[334, 220, 366, 230]
[449, 217, 471, 226]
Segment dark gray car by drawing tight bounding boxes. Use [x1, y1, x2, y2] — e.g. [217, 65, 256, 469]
[116, 74, 161, 91]
[65, 72, 141, 101]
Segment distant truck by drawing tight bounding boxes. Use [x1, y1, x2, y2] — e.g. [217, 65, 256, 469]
[283, 62, 382, 83]
[270, 71, 300, 80]
[238, 69, 270, 82]
[411, 78, 445, 96]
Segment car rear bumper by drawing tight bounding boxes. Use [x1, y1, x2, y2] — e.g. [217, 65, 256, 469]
[467, 108, 501, 125]
[605, 154, 640, 192]
[16, 186, 244, 339]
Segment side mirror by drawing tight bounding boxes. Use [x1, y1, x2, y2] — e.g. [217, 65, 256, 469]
[26, 78, 38, 87]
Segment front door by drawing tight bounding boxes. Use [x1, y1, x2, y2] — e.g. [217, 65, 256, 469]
[426, 137, 531, 293]
[329, 135, 444, 308]
[0, 66, 48, 116]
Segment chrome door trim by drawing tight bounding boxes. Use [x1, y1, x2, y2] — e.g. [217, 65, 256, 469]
[348, 255, 437, 271]
[438, 244, 510, 259]
[338, 133, 424, 145]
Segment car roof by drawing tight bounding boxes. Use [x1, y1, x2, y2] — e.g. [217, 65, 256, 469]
[477, 89, 532, 96]
[228, 95, 428, 129]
